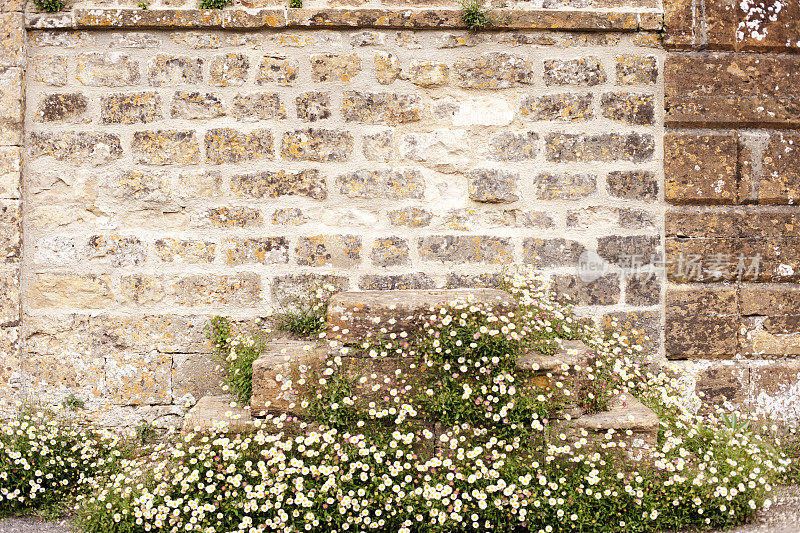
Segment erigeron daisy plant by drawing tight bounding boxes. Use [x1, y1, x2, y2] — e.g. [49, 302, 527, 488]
[4, 267, 792, 532]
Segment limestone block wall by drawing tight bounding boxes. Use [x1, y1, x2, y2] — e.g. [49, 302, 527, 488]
[0, 0, 796, 427]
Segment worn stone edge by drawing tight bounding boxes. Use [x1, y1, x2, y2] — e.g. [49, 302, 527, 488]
[24, 7, 663, 31]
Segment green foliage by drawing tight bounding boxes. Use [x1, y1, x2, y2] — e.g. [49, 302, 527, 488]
[289, 0, 302, 7]
[207, 316, 265, 403]
[273, 282, 336, 337]
[134, 422, 158, 445]
[61, 393, 85, 411]
[32, 0, 64, 12]
[461, 0, 489, 30]
[137, 0, 149, 8]
[199, 0, 231, 9]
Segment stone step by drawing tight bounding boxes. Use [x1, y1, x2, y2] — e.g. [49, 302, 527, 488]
[250, 339, 326, 417]
[326, 288, 517, 344]
[516, 339, 594, 390]
[182, 395, 253, 434]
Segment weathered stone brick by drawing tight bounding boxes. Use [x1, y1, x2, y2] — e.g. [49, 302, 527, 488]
[371, 237, 410, 267]
[665, 53, 800, 127]
[33, 56, 67, 86]
[271, 274, 349, 305]
[600, 92, 655, 125]
[552, 274, 620, 306]
[30, 132, 123, 165]
[0, 12, 23, 66]
[33, 236, 78, 267]
[155, 238, 215, 263]
[399, 130, 470, 173]
[0, 270, 16, 324]
[359, 273, 434, 291]
[36, 93, 88, 123]
[76, 53, 139, 86]
[664, 132, 737, 204]
[735, 0, 799, 51]
[311, 53, 361, 82]
[433, 96, 514, 126]
[281, 129, 353, 162]
[111, 33, 162, 49]
[88, 235, 146, 267]
[519, 93, 593, 121]
[28, 273, 112, 309]
[200, 207, 262, 228]
[741, 131, 800, 205]
[446, 273, 502, 288]
[224, 238, 289, 265]
[741, 284, 800, 316]
[363, 130, 393, 161]
[374, 51, 400, 85]
[170, 92, 225, 120]
[232, 169, 326, 200]
[440, 209, 523, 231]
[232, 93, 286, 121]
[351, 31, 385, 47]
[625, 276, 661, 306]
[468, 169, 518, 203]
[295, 235, 362, 267]
[31, 31, 94, 48]
[0, 67, 21, 145]
[408, 61, 449, 87]
[487, 131, 537, 161]
[296, 92, 330, 122]
[388, 207, 432, 227]
[172, 274, 260, 306]
[546, 133, 655, 162]
[205, 128, 273, 164]
[101, 92, 162, 124]
[271, 208, 308, 226]
[533, 172, 597, 200]
[543, 57, 606, 86]
[597, 235, 660, 266]
[521, 211, 555, 228]
[662, 0, 695, 48]
[523, 238, 585, 268]
[436, 33, 483, 48]
[603, 310, 660, 353]
[341, 91, 422, 124]
[257, 56, 299, 86]
[453, 53, 534, 89]
[566, 207, 656, 231]
[119, 275, 165, 305]
[209, 53, 249, 87]
[607, 170, 658, 202]
[132, 130, 199, 166]
[100, 169, 170, 204]
[336, 169, 423, 200]
[616, 55, 658, 84]
[0, 147, 19, 199]
[666, 284, 738, 358]
[147, 55, 202, 86]
[418, 236, 512, 264]
[170, 32, 220, 49]
[0, 200, 18, 264]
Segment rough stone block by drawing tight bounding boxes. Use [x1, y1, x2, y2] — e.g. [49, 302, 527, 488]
[327, 288, 516, 344]
[271, 208, 308, 226]
[295, 235, 361, 267]
[467, 169, 518, 203]
[666, 284, 738, 358]
[561, 395, 659, 453]
[209, 53, 249, 87]
[341, 91, 422, 124]
[0, 147, 19, 199]
[615, 54, 658, 84]
[0, 13, 23, 67]
[0, 67, 22, 144]
[250, 340, 326, 416]
[607, 170, 658, 202]
[597, 235, 660, 266]
[399, 130, 470, 173]
[520, 93, 593, 122]
[453, 52, 534, 89]
[523, 238, 585, 268]
[433, 96, 514, 126]
[543, 57, 606, 86]
[232, 169, 326, 200]
[232, 93, 286, 121]
[625, 276, 661, 306]
[359, 273, 435, 290]
[408, 61, 449, 87]
[155, 238, 215, 263]
[36, 93, 89, 123]
[257, 55, 299, 86]
[147, 55, 202, 86]
[310, 53, 361, 82]
[486, 131, 537, 161]
[566, 206, 656, 231]
[600, 92, 655, 125]
[76, 53, 139, 86]
[388, 207, 432, 228]
[172, 352, 227, 404]
[119, 275, 165, 305]
[101, 92, 162, 124]
[363, 130, 393, 161]
[374, 51, 400, 85]
[30, 132, 123, 165]
[172, 274, 260, 306]
[205, 128, 273, 164]
[183, 394, 254, 433]
[199, 207, 262, 228]
[533, 172, 596, 200]
[370, 237, 410, 267]
[296, 91, 330, 122]
[418, 236, 512, 264]
[28, 273, 112, 309]
[603, 310, 660, 354]
[170, 91, 225, 120]
[88, 234, 146, 267]
[224, 237, 289, 265]
[336, 169, 423, 199]
[741, 131, 800, 205]
[281, 128, 353, 162]
[0, 269, 17, 324]
[33, 55, 67, 86]
[664, 132, 738, 204]
[546, 133, 655, 162]
[552, 274, 620, 306]
[132, 130, 199, 165]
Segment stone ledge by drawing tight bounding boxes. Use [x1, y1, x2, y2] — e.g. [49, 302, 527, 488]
[25, 7, 663, 31]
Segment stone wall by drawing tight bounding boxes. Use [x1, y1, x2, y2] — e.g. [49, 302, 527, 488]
[0, 0, 796, 427]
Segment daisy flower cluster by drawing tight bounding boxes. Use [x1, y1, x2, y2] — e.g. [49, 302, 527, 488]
[5, 268, 793, 532]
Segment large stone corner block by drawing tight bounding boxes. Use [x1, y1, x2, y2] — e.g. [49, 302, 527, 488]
[250, 339, 326, 416]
